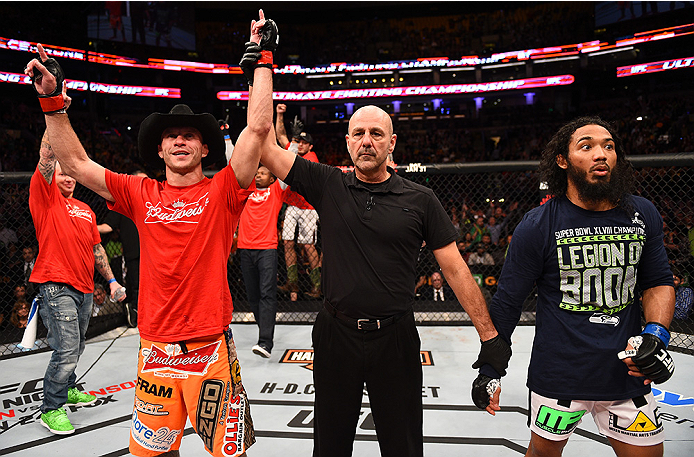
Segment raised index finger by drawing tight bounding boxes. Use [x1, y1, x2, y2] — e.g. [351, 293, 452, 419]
[258, 9, 265, 21]
[37, 43, 48, 61]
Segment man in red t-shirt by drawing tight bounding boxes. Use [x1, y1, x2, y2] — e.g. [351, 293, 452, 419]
[237, 165, 287, 358]
[275, 104, 322, 298]
[30, 131, 125, 435]
[26, 11, 277, 456]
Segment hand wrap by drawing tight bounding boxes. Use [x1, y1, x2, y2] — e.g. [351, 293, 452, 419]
[471, 335, 512, 377]
[31, 55, 66, 113]
[618, 322, 675, 384]
[471, 373, 501, 409]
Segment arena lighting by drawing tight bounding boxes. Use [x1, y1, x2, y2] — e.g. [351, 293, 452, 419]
[0, 71, 181, 98]
[400, 69, 433, 74]
[0, 37, 86, 60]
[617, 55, 694, 77]
[217, 75, 575, 101]
[587, 46, 635, 57]
[532, 56, 581, 64]
[2, 22, 693, 75]
[306, 73, 346, 79]
[481, 62, 526, 69]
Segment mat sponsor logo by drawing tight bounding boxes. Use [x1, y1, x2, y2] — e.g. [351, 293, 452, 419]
[651, 387, 694, 408]
[131, 410, 181, 452]
[0, 378, 135, 431]
[279, 349, 434, 371]
[141, 341, 220, 377]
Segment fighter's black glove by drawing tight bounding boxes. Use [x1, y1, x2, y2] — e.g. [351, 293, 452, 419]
[618, 322, 675, 384]
[31, 54, 66, 113]
[471, 373, 501, 409]
[290, 115, 304, 139]
[239, 18, 279, 86]
[239, 41, 262, 86]
[471, 334, 512, 377]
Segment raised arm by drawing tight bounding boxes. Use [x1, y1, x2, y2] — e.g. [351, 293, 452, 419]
[25, 44, 113, 201]
[275, 104, 290, 147]
[230, 9, 277, 189]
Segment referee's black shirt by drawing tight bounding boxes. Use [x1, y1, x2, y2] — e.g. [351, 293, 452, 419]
[284, 157, 458, 319]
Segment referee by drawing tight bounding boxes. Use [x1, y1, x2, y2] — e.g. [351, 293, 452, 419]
[259, 101, 508, 455]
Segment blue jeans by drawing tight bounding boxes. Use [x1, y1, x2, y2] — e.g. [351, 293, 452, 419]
[239, 249, 278, 352]
[38, 282, 93, 412]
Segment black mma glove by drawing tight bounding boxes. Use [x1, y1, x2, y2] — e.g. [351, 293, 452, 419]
[471, 373, 501, 409]
[31, 55, 66, 113]
[239, 18, 279, 86]
[239, 41, 262, 86]
[618, 322, 675, 384]
[290, 115, 304, 140]
[472, 334, 512, 377]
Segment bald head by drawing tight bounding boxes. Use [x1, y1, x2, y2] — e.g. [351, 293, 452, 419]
[349, 106, 393, 137]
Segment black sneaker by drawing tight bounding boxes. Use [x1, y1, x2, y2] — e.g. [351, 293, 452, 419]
[252, 344, 271, 358]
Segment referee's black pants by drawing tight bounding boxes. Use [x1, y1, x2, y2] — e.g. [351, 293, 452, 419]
[311, 307, 423, 457]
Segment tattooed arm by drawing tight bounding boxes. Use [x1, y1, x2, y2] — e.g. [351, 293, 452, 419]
[93, 243, 126, 301]
[38, 130, 57, 184]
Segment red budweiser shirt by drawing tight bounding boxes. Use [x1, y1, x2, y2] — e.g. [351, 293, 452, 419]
[237, 180, 286, 250]
[105, 166, 253, 341]
[283, 149, 318, 210]
[29, 167, 101, 294]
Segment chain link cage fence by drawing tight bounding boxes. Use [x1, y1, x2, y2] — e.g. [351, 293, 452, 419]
[1, 154, 693, 359]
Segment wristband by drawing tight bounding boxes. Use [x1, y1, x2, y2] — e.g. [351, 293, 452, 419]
[108, 278, 117, 284]
[642, 322, 670, 347]
[39, 95, 66, 114]
[258, 50, 273, 65]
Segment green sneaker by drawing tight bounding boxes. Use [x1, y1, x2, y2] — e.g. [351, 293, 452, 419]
[67, 387, 97, 406]
[40, 409, 74, 435]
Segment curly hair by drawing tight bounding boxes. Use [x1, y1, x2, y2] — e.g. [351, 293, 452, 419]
[539, 116, 635, 208]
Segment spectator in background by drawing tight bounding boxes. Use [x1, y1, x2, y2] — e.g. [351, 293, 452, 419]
[92, 283, 115, 317]
[467, 243, 495, 266]
[468, 215, 489, 245]
[673, 268, 693, 320]
[21, 246, 36, 295]
[0, 219, 18, 250]
[9, 298, 30, 329]
[237, 165, 288, 359]
[417, 271, 455, 302]
[275, 104, 322, 298]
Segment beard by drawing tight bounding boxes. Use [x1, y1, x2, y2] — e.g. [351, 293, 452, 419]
[566, 159, 632, 206]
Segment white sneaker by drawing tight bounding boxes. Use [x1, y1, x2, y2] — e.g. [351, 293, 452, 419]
[252, 344, 271, 358]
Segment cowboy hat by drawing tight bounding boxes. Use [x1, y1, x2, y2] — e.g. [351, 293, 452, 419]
[137, 104, 225, 169]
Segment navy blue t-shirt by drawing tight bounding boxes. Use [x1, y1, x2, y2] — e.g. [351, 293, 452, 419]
[490, 195, 673, 401]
